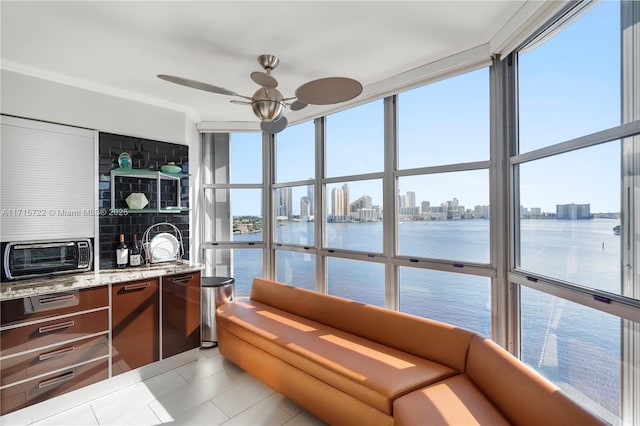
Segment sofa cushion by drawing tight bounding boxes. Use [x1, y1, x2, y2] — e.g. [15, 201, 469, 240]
[249, 278, 475, 373]
[465, 335, 605, 425]
[217, 298, 458, 415]
[393, 375, 510, 426]
[219, 327, 395, 426]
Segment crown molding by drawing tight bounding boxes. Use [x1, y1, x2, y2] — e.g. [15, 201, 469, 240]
[490, 0, 573, 57]
[1, 60, 201, 123]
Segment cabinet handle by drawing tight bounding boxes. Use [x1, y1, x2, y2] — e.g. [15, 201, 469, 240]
[38, 346, 75, 361]
[124, 282, 151, 291]
[38, 320, 75, 334]
[14, 242, 75, 249]
[171, 275, 193, 284]
[39, 295, 76, 305]
[38, 371, 75, 389]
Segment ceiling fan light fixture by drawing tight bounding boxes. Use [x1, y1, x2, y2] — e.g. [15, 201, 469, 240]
[251, 87, 286, 121]
[158, 54, 363, 133]
[260, 115, 288, 134]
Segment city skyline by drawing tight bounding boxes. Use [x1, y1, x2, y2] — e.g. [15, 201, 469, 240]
[271, 183, 617, 222]
[230, 128, 620, 218]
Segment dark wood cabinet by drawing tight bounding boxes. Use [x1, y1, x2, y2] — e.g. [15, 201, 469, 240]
[162, 271, 201, 359]
[0, 286, 109, 416]
[111, 278, 160, 376]
[0, 269, 201, 415]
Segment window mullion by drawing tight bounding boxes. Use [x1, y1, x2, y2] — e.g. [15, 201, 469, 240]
[201, 133, 231, 276]
[263, 132, 274, 280]
[384, 95, 398, 311]
[490, 54, 511, 349]
[315, 117, 327, 293]
[621, 1, 640, 424]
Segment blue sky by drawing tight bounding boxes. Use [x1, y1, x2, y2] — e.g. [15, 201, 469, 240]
[230, 1, 620, 216]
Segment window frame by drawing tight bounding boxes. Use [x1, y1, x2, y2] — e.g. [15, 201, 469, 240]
[199, 2, 640, 422]
[507, 1, 640, 422]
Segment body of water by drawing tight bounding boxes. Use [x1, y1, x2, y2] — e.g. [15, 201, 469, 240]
[231, 218, 623, 421]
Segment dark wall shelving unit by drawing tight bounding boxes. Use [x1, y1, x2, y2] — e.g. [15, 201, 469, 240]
[98, 133, 190, 269]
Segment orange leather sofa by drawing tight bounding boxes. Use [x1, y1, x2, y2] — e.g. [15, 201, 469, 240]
[216, 278, 605, 425]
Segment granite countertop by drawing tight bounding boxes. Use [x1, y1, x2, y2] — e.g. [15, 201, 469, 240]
[0, 260, 204, 301]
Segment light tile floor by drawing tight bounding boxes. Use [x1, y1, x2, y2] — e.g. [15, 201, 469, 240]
[1, 347, 327, 426]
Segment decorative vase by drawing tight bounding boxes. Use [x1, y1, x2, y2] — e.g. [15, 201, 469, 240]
[118, 152, 132, 169]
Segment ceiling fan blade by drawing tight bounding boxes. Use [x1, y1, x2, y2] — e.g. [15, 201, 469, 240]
[260, 116, 288, 134]
[251, 71, 278, 89]
[289, 100, 308, 111]
[230, 99, 251, 105]
[295, 77, 363, 105]
[158, 74, 240, 97]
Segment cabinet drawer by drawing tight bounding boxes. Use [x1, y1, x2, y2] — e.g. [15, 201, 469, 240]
[1, 334, 109, 386]
[0, 358, 108, 416]
[1, 286, 108, 327]
[0, 309, 108, 357]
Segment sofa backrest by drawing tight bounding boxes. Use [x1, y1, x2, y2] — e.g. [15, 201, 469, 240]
[250, 277, 475, 373]
[465, 334, 605, 425]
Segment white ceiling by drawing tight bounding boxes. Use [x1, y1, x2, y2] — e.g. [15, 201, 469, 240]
[1, 1, 557, 129]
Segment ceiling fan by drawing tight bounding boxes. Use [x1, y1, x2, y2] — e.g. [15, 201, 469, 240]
[158, 54, 363, 133]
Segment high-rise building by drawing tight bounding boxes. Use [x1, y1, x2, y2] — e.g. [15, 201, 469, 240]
[474, 205, 490, 219]
[350, 195, 372, 213]
[445, 198, 461, 219]
[307, 184, 314, 214]
[300, 196, 311, 217]
[341, 183, 350, 216]
[557, 203, 591, 219]
[398, 191, 417, 216]
[398, 191, 415, 212]
[406, 191, 416, 208]
[421, 201, 430, 215]
[275, 187, 292, 218]
[331, 184, 350, 217]
[331, 186, 344, 216]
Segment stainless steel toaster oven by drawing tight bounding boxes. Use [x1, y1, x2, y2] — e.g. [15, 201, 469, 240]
[2, 239, 93, 281]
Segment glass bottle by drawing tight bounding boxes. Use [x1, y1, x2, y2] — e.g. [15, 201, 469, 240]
[129, 233, 141, 267]
[116, 233, 129, 268]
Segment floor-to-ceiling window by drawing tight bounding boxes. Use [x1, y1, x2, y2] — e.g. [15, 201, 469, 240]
[323, 100, 386, 306]
[202, 132, 264, 296]
[273, 121, 316, 291]
[396, 69, 492, 336]
[510, 1, 640, 423]
[201, 1, 640, 423]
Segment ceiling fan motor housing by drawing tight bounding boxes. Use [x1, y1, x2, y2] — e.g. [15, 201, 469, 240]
[251, 87, 286, 121]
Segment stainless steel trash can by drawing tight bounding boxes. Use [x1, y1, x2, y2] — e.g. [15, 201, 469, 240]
[201, 276, 235, 347]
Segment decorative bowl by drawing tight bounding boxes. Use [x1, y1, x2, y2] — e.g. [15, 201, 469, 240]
[160, 164, 182, 174]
